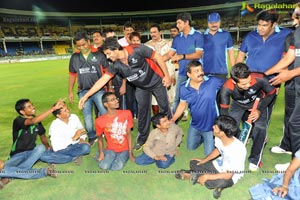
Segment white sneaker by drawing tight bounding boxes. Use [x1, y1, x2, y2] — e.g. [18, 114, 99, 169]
[275, 162, 290, 171]
[249, 163, 259, 172]
[270, 146, 292, 155]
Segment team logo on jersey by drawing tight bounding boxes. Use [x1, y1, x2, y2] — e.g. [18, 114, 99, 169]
[139, 70, 145, 77]
[248, 88, 256, 94]
[91, 57, 98, 62]
[91, 66, 97, 73]
[131, 58, 138, 64]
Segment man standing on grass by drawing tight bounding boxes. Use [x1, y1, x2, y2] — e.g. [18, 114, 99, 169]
[145, 23, 176, 114]
[69, 31, 109, 146]
[95, 92, 134, 170]
[202, 12, 235, 80]
[163, 12, 204, 121]
[265, 4, 300, 171]
[236, 9, 291, 124]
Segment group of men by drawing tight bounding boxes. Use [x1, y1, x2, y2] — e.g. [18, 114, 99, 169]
[1, 6, 300, 199]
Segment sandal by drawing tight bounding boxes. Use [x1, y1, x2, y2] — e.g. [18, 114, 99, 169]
[0, 178, 11, 190]
[47, 164, 57, 178]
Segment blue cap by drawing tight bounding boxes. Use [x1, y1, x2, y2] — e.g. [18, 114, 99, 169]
[208, 13, 220, 23]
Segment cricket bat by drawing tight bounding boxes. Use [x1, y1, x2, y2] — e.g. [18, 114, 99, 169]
[239, 98, 260, 145]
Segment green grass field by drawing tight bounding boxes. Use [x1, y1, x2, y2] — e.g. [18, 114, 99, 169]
[0, 60, 290, 200]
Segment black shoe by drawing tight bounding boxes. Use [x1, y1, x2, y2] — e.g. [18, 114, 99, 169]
[190, 173, 200, 185]
[133, 143, 143, 151]
[213, 188, 223, 199]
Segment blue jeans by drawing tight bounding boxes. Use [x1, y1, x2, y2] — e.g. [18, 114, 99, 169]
[78, 89, 106, 140]
[187, 125, 214, 156]
[135, 153, 175, 169]
[98, 150, 129, 171]
[0, 145, 48, 179]
[40, 143, 90, 164]
[172, 75, 187, 114]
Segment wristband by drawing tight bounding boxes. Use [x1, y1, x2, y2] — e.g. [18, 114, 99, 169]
[182, 54, 186, 60]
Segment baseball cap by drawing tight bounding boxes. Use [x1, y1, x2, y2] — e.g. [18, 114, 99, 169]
[208, 13, 220, 23]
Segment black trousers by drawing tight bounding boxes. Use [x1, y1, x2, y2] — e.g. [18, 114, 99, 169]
[279, 79, 295, 152]
[135, 81, 171, 144]
[229, 101, 268, 165]
[288, 83, 300, 157]
[189, 160, 234, 189]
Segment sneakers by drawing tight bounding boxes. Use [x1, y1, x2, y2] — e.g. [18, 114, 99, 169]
[270, 146, 292, 155]
[133, 143, 144, 151]
[249, 163, 259, 172]
[275, 162, 290, 171]
[88, 137, 98, 146]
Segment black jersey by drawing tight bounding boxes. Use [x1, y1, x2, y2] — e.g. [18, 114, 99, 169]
[219, 73, 276, 115]
[10, 116, 46, 157]
[69, 48, 108, 91]
[106, 44, 164, 90]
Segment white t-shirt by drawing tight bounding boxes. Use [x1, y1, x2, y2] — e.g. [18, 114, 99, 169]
[49, 114, 86, 151]
[212, 137, 247, 184]
[296, 149, 300, 161]
[118, 37, 129, 47]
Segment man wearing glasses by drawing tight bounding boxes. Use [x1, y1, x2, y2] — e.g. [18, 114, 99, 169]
[95, 92, 135, 170]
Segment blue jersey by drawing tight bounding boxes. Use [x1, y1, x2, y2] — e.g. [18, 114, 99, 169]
[179, 76, 224, 131]
[203, 28, 233, 75]
[239, 26, 291, 73]
[171, 27, 204, 76]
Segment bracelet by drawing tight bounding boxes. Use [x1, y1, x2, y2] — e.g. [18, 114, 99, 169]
[281, 185, 289, 190]
[182, 54, 186, 60]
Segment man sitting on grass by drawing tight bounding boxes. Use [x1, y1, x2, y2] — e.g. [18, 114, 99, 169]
[40, 103, 90, 165]
[0, 98, 64, 189]
[135, 113, 183, 169]
[95, 92, 135, 171]
[175, 115, 246, 199]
